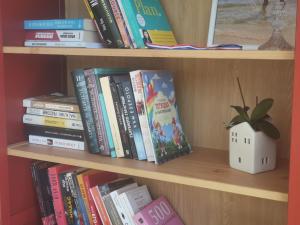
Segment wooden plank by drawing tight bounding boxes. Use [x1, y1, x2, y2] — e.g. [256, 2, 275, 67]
[2, 47, 295, 60]
[7, 142, 289, 202]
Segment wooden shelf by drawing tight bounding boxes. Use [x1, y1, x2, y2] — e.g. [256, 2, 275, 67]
[7, 142, 289, 202]
[2, 46, 294, 60]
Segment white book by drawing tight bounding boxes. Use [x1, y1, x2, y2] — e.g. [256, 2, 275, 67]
[24, 40, 104, 48]
[23, 114, 83, 130]
[118, 185, 152, 225]
[26, 107, 82, 120]
[100, 76, 124, 157]
[25, 30, 101, 42]
[29, 135, 85, 150]
[110, 183, 138, 225]
[130, 70, 155, 161]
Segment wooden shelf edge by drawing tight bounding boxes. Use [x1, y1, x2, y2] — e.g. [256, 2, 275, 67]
[2, 46, 295, 60]
[7, 142, 288, 202]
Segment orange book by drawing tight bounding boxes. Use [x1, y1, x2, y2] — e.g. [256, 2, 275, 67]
[79, 170, 118, 225]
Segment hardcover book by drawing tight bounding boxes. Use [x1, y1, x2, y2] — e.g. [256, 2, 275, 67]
[140, 70, 191, 164]
[31, 161, 57, 225]
[24, 18, 97, 31]
[119, 0, 177, 48]
[26, 108, 82, 120]
[133, 196, 184, 225]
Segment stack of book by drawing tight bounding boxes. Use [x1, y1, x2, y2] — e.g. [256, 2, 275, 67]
[72, 68, 191, 164]
[23, 94, 85, 150]
[82, 0, 177, 48]
[24, 18, 104, 48]
[31, 162, 185, 225]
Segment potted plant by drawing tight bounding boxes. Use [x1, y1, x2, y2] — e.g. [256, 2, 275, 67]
[226, 78, 280, 174]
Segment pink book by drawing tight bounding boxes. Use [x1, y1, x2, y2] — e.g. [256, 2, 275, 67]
[48, 164, 76, 225]
[133, 196, 184, 225]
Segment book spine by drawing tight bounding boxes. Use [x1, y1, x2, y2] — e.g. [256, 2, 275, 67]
[85, 69, 110, 156]
[100, 76, 124, 157]
[117, 194, 136, 225]
[26, 107, 82, 120]
[24, 19, 85, 30]
[122, 80, 147, 160]
[111, 191, 132, 225]
[99, 0, 124, 48]
[115, 0, 137, 48]
[130, 72, 155, 161]
[87, 0, 116, 47]
[116, 82, 138, 159]
[72, 69, 101, 154]
[119, 0, 144, 48]
[109, 80, 132, 158]
[82, 0, 105, 41]
[107, 0, 131, 48]
[59, 172, 77, 225]
[83, 177, 102, 225]
[95, 73, 116, 158]
[48, 168, 69, 225]
[24, 40, 102, 48]
[77, 174, 95, 225]
[25, 124, 84, 142]
[90, 186, 112, 225]
[72, 173, 90, 225]
[23, 114, 83, 130]
[65, 172, 82, 225]
[103, 195, 123, 225]
[25, 30, 98, 42]
[23, 98, 80, 113]
[29, 135, 85, 150]
[31, 162, 57, 225]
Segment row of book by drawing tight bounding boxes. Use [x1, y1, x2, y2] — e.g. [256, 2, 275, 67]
[23, 94, 86, 150]
[23, 0, 177, 48]
[24, 18, 105, 48]
[31, 161, 184, 225]
[72, 69, 191, 164]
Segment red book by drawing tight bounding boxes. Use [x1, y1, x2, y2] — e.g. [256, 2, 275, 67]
[48, 164, 76, 225]
[82, 170, 118, 225]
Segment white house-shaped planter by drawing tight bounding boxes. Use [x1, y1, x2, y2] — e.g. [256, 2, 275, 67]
[229, 122, 276, 174]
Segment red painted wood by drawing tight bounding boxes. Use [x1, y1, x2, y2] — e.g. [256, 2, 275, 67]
[288, 1, 300, 225]
[0, 1, 10, 224]
[0, 0, 65, 224]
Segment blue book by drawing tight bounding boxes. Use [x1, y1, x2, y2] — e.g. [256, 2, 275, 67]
[24, 18, 96, 31]
[119, 0, 176, 48]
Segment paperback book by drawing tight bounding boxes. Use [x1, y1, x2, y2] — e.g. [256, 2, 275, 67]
[140, 70, 191, 164]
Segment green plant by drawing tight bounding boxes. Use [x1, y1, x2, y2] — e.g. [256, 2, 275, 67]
[226, 78, 280, 140]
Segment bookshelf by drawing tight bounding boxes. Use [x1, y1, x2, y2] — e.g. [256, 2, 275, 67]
[0, 0, 299, 225]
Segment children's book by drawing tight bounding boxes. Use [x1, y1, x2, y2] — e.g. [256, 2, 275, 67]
[119, 0, 177, 48]
[133, 196, 184, 225]
[140, 70, 191, 164]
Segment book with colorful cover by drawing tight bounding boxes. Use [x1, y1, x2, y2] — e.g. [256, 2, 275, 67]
[140, 70, 191, 164]
[133, 196, 184, 225]
[119, 0, 176, 48]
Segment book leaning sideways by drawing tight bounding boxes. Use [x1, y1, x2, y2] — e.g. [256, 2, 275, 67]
[141, 70, 191, 164]
[119, 0, 177, 48]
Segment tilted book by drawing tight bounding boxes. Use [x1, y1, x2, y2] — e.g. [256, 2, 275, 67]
[133, 196, 184, 225]
[140, 70, 191, 164]
[119, 0, 176, 48]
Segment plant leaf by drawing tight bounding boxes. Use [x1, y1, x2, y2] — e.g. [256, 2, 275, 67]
[251, 98, 273, 122]
[225, 115, 245, 129]
[257, 120, 280, 140]
[230, 105, 250, 121]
